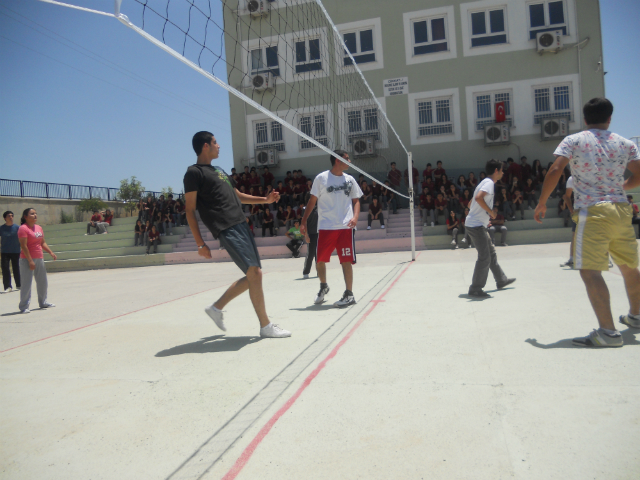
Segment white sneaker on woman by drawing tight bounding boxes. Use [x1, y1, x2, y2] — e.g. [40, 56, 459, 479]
[260, 323, 291, 338]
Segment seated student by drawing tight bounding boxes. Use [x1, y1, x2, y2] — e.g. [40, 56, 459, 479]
[467, 172, 478, 189]
[275, 205, 287, 234]
[367, 196, 385, 230]
[378, 182, 388, 210]
[509, 176, 522, 196]
[628, 195, 640, 238]
[421, 176, 435, 193]
[360, 180, 372, 205]
[457, 175, 467, 192]
[274, 181, 287, 207]
[297, 169, 307, 186]
[422, 163, 433, 182]
[446, 209, 460, 247]
[249, 170, 261, 190]
[264, 184, 275, 210]
[303, 179, 313, 205]
[448, 184, 461, 214]
[523, 177, 538, 209]
[295, 202, 305, 220]
[262, 207, 275, 237]
[96, 209, 112, 234]
[438, 185, 449, 205]
[292, 181, 305, 206]
[498, 187, 515, 220]
[459, 188, 472, 211]
[250, 203, 263, 228]
[134, 220, 145, 246]
[383, 180, 397, 213]
[420, 192, 436, 227]
[387, 162, 402, 187]
[404, 165, 419, 187]
[245, 215, 255, 237]
[86, 210, 103, 235]
[284, 170, 293, 186]
[558, 197, 572, 227]
[439, 173, 452, 191]
[262, 166, 274, 188]
[284, 204, 296, 230]
[433, 160, 445, 184]
[460, 207, 472, 247]
[285, 220, 304, 258]
[174, 198, 186, 226]
[146, 225, 161, 254]
[143, 220, 151, 245]
[145, 195, 154, 219]
[434, 193, 448, 225]
[371, 180, 382, 199]
[288, 179, 299, 205]
[137, 199, 147, 222]
[163, 208, 173, 235]
[488, 206, 508, 246]
[479, 171, 487, 182]
[511, 188, 525, 220]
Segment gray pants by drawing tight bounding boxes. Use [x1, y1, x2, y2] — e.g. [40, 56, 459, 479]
[420, 208, 435, 225]
[18, 258, 48, 311]
[466, 226, 508, 292]
[488, 225, 508, 245]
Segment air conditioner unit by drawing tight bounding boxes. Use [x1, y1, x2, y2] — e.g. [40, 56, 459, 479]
[352, 136, 376, 157]
[484, 124, 510, 146]
[540, 117, 569, 140]
[254, 148, 279, 167]
[536, 30, 563, 54]
[247, 0, 270, 17]
[251, 72, 273, 91]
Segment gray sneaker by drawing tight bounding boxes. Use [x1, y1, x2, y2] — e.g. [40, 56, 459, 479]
[204, 305, 226, 331]
[572, 329, 623, 348]
[334, 290, 356, 308]
[40, 302, 56, 308]
[260, 323, 291, 338]
[314, 284, 330, 304]
[620, 314, 640, 329]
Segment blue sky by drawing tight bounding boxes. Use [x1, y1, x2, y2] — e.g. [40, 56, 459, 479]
[1, 0, 639, 193]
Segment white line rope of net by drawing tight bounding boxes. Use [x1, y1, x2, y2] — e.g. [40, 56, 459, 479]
[34, 0, 411, 200]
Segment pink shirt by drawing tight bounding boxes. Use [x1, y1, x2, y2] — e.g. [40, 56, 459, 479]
[18, 224, 44, 259]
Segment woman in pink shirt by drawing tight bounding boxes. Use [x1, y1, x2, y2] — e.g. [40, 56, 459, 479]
[18, 208, 57, 313]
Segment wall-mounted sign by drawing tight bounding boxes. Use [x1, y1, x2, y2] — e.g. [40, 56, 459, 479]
[383, 77, 408, 97]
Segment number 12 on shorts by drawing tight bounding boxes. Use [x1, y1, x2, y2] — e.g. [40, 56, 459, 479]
[341, 248, 351, 256]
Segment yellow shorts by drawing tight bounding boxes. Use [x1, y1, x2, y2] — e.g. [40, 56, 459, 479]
[573, 202, 639, 271]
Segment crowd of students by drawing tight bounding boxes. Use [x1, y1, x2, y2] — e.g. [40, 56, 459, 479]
[134, 194, 186, 254]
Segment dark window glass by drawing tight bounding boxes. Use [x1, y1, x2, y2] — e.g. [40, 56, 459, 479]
[431, 18, 446, 41]
[548, 1, 565, 25]
[414, 42, 448, 55]
[414, 20, 428, 44]
[471, 34, 507, 47]
[309, 39, 320, 61]
[529, 4, 545, 28]
[360, 29, 374, 52]
[295, 41, 306, 63]
[265, 46, 278, 67]
[471, 12, 486, 35]
[344, 52, 376, 66]
[489, 10, 505, 33]
[343, 32, 357, 54]
[295, 62, 321, 73]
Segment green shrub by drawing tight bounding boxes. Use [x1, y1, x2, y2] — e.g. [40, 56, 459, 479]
[78, 197, 107, 213]
[60, 210, 75, 224]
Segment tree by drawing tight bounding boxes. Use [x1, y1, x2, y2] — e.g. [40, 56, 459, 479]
[117, 176, 145, 216]
[77, 197, 107, 213]
[161, 186, 174, 198]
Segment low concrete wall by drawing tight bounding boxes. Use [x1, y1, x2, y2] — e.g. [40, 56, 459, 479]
[0, 196, 131, 226]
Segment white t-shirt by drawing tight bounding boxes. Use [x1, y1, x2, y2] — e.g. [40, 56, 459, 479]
[566, 175, 574, 190]
[554, 129, 640, 209]
[310, 171, 363, 230]
[465, 178, 494, 228]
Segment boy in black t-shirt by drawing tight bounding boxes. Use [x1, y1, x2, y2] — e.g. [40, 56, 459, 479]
[183, 131, 291, 338]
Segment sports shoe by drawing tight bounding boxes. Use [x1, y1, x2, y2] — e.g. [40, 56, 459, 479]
[620, 313, 640, 329]
[461, 238, 467, 244]
[468, 289, 490, 298]
[423, 223, 427, 227]
[303, 274, 309, 279]
[572, 329, 623, 348]
[367, 226, 371, 230]
[500, 243, 508, 247]
[381, 225, 385, 229]
[260, 323, 291, 338]
[40, 302, 56, 308]
[451, 239, 456, 245]
[3, 287, 12, 293]
[334, 290, 356, 308]
[561, 259, 574, 267]
[496, 278, 516, 289]
[20, 309, 30, 314]
[431, 222, 434, 227]
[204, 305, 226, 331]
[314, 284, 330, 304]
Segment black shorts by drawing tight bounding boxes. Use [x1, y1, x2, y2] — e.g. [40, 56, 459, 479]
[218, 222, 262, 274]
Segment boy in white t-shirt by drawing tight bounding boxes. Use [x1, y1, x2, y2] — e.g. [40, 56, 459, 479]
[301, 150, 363, 308]
[465, 159, 515, 298]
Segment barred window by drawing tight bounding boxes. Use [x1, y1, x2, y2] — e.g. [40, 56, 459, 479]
[255, 120, 285, 151]
[533, 84, 572, 124]
[347, 107, 379, 141]
[299, 113, 328, 150]
[417, 97, 453, 137]
[473, 90, 513, 131]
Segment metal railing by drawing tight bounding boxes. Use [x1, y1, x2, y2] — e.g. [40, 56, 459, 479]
[0, 179, 182, 201]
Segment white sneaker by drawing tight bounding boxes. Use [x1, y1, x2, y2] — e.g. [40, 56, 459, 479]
[423, 223, 427, 227]
[204, 305, 226, 331]
[314, 284, 330, 304]
[303, 274, 309, 279]
[461, 238, 467, 243]
[260, 323, 291, 338]
[20, 309, 30, 314]
[451, 239, 456, 245]
[431, 222, 434, 227]
[40, 302, 56, 308]
[381, 225, 385, 229]
[334, 290, 356, 308]
[366, 226, 371, 230]
[3, 287, 12, 293]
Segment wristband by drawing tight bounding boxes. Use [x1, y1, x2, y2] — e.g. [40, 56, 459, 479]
[198, 244, 207, 249]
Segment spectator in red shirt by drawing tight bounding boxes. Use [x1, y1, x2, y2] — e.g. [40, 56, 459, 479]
[439, 174, 452, 191]
[262, 166, 274, 188]
[520, 156, 532, 181]
[506, 157, 522, 184]
[512, 189, 525, 220]
[421, 177, 435, 193]
[275, 205, 287, 234]
[371, 180, 382, 199]
[304, 180, 313, 204]
[297, 170, 307, 186]
[284, 204, 296, 230]
[435, 193, 447, 225]
[262, 208, 275, 237]
[360, 180, 372, 206]
[384, 180, 397, 214]
[98, 209, 113, 234]
[448, 184, 461, 214]
[467, 172, 478, 189]
[250, 203, 263, 228]
[249, 170, 261, 189]
[388, 162, 401, 187]
[433, 161, 446, 183]
[295, 202, 305, 220]
[86, 210, 102, 235]
[497, 187, 514, 220]
[488, 207, 508, 246]
[146, 225, 161, 254]
[423, 163, 433, 182]
[446, 210, 461, 247]
[404, 166, 419, 188]
[291, 180, 304, 205]
[459, 189, 472, 211]
[367, 197, 385, 230]
[419, 191, 435, 226]
[523, 178, 538, 209]
[456, 175, 467, 192]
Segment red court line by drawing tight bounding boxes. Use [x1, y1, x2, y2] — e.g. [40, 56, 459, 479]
[222, 254, 420, 480]
[0, 284, 228, 354]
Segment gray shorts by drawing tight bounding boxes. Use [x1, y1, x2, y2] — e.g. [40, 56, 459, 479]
[218, 222, 262, 274]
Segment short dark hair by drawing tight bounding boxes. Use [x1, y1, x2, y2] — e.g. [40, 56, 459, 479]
[192, 131, 213, 155]
[507, 157, 514, 163]
[485, 159, 503, 176]
[3, 211, 13, 219]
[93, 210, 99, 213]
[21, 208, 35, 225]
[168, 194, 173, 198]
[628, 195, 633, 200]
[583, 97, 613, 125]
[390, 162, 396, 166]
[330, 149, 348, 166]
[437, 160, 442, 165]
[427, 163, 431, 167]
[521, 156, 527, 160]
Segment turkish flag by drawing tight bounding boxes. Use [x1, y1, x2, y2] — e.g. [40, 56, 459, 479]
[495, 101, 506, 123]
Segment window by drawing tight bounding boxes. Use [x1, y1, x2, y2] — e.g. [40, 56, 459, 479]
[299, 113, 328, 150]
[343, 28, 376, 66]
[528, 1, 567, 39]
[255, 119, 285, 151]
[470, 8, 507, 47]
[295, 38, 322, 73]
[411, 16, 448, 55]
[347, 107, 379, 141]
[474, 91, 512, 131]
[250, 45, 280, 76]
[533, 84, 572, 124]
[417, 97, 453, 137]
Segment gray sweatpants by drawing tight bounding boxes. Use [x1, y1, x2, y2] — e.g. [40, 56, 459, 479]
[466, 226, 508, 292]
[18, 258, 48, 311]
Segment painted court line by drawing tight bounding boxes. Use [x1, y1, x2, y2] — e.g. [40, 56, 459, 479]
[221, 254, 420, 480]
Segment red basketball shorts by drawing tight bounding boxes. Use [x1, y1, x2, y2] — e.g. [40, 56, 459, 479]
[317, 229, 356, 264]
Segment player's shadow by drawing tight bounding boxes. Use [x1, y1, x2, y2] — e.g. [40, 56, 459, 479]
[525, 329, 639, 349]
[294, 276, 317, 281]
[289, 304, 336, 311]
[155, 335, 261, 357]
[458, 294, 492, 302]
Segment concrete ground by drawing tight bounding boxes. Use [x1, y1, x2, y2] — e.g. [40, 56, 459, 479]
[1, 242, 639, 480]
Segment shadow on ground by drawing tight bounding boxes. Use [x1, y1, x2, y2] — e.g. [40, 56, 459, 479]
[525, 329, 639, 349]
[156, 335, 262, 357]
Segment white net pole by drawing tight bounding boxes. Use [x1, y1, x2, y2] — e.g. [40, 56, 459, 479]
[407, 152, 416, 261]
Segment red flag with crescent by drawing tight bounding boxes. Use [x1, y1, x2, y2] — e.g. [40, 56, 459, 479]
[495, 101, 506, 123]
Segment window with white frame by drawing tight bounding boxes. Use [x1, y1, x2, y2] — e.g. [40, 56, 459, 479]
[411, 16, 448, 56]
[470, 7, 507, 47]
[527, 1, 567, 39]
[295, 37, 322, 73]
[533, 84, 572, 124]
[417, 97, 453, 137]
[255, 119, 285, 151]
[474, 90, 513, 131]
[343, 28, 376, 66]
[347, 106, 379, 141]
[299, 113, 328, 150]
[250, 45, 280, 76]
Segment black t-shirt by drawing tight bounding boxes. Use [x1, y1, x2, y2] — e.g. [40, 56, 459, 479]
[307, 207, 318, 235]
[183, 164, 246, 239]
